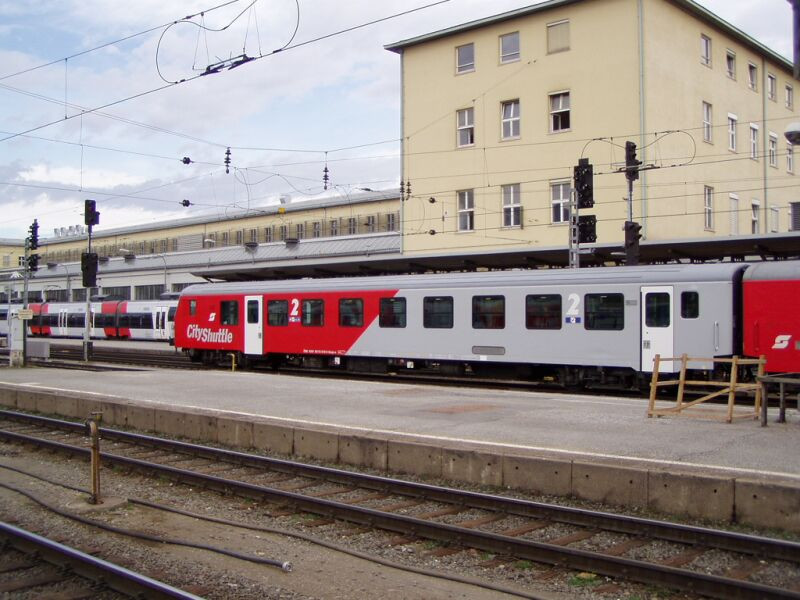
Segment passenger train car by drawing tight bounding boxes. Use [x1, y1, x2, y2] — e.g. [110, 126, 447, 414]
[0, 298, 178, 342]
[173, 261, 800, 384]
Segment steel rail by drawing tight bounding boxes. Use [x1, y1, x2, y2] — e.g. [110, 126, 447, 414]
[2, 423, 800, 598]
[2, 409, 797, 562]
[0, 521, 205, 600]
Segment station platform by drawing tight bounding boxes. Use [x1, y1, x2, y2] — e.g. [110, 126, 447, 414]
[1, 361, 799, 532]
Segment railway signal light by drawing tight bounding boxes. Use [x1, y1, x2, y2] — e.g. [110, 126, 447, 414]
[81, 252, 98, 287]
[577, 215, 597, 244]
[28, 219, 39, 250]
[573, 158, 594, 209]
[85, 199, 100, 227]
[624, 220, 642, 265]
[27, 253, 39, 272]
[625, 141, 641, 181]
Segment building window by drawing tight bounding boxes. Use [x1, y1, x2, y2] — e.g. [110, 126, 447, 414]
[457, 108, 475, 147]
[748, 63, 757, 90]
[330, 219, 339, 236]
[786, 84, 794, 110]
[751, 200, 760, 234]
[456, 43, 474, 74]
[312, 222, 321, 238]
[366, 215, 376, 233]
[235, 230, 243, 245]
[502, 183, 521, 227]
[525, 294, 562, 329]
[379, 297, 406, 328]
[346, 217, 357, 235]
[700, 34, 711, 66]
[339, 298, 363, 327]
[220, 231, 229, 246]
[703, 186, 714, 230]
[551, 181, 570, 223]
[702, 101, 712, 143]
[547, 19, 569, 53]
[788, 143, 794, 174]
[584, 293, 624, 331]
[423, 296, 453, 329]
[769, 133, 778, 167]
[499, 32, 519, 63]
[472, 295, 505, 329]
[302, 299, 324, 327]
[549, 91, 570, 132]
[296, 223, 305, 239]
[791, 202, 800, 231]
[264, 226, 273, 243]
[386, 213, 397, 231]
[457, 189, 474, 231]
[249, 228, 257, 243]
[501, 100, 520, 139]
[278, 225, 287, 241]
[769, 206, 779, 233]
[727, 114, 737, 151]
[725, 50, 736, 79]
[134, 284, 165, 301]
[750, 124, 759, 160]
[729, 194, 739, 235]
[767, 74, 776, 101]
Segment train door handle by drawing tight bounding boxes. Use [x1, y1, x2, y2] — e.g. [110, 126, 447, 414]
[714, 321, 720, 351]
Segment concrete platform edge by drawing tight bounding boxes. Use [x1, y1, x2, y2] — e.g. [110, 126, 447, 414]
[1, 383, 798, 533]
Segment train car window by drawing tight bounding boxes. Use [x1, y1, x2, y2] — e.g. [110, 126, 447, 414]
[681, 291, 700, 319]
[472, 296, 505, 329]
[168, 307, 176, 322]
[584, 294, 624, 331]
[220, 301, 239, 326]
[379, 297, 406, 328]
[141, 313, 154, 329]
[247, 300, 260, 324]
[302, 299, 325, 327]
[645, 293, 671, 327]
[68, 313, 84, 328]
[268, 300, 289, 326]
[95, 314, 113, 328]
[525, 294, 562, 329]
[423, 296, 454, 329]
[0, 310, 6, 321]
[339, 298, 364, 327]
[189, 300, 197, 316]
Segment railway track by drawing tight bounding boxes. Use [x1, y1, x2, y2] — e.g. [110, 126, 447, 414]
[2, 409, 799, 599]
[0, 520, 204, 599]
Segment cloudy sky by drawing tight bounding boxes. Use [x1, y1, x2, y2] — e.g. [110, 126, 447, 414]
[0, 0, 794, 240]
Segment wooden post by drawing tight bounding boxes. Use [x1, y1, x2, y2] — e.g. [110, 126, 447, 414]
[754, 355, 766, 420]
[676, 353, 688, 410]
[726, 356, 739, 423]
[648, 354, 661, 417]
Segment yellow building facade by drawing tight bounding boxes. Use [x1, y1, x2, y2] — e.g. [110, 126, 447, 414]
[387, 0, 798, 255]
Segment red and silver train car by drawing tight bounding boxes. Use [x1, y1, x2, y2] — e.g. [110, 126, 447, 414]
[173, 261, 800, 383]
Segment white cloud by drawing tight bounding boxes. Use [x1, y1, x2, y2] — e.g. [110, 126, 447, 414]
[18, 164, 149, 189]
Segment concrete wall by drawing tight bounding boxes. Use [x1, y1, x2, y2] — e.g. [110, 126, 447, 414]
[1, 383, 798, 532]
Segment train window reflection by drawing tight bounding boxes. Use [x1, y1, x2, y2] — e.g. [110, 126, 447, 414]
[424, 296, 453, 329]
[584, 294, 624, 330]
[472, 295, 505, 329]
[525, 294, 562, 329]
[220, 300, 238, 326]
[645, 293, 670, 327]
[339, 298, 364, 327]
[302, 299, 324, 327]
[681, 292, 700, 319]
[268, 300, 288, 326]
[379, 297, 406, 328]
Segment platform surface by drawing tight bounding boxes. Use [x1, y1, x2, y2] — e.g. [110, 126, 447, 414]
[1, 361, 798, 480]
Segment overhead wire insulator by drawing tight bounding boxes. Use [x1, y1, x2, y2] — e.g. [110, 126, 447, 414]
[224, 147, 231, 174]
[405, 180, 411, 201]
[323, 162, 330, 191]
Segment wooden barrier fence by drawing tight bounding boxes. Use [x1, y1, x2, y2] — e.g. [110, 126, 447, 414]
[647, 354, 766, 423]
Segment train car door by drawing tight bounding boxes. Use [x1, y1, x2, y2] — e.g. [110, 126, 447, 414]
[155, 306, 170, 340]
[244, 295, 263, 355]
[641, 286, 676, 373]
[58, 309, 69, 337]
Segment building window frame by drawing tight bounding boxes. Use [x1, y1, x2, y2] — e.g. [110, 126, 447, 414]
[751, 199, 761, 234]
[457, 189, 475, 232]
[551, 180, 570, 224]
[749, 124, 759, 160]
[747, 62, 758, 90]
[703, 185, 714, 231]
[727, 114, 737, 151]
[788, 143, 794, 174]
[786, 84, 794, 110]
[768, 133, 778, 167]
[700, 34, 712, 66]
[725, 50, 736, 79]
[769, 205, 780, 233]
[499, 31, 520, 63]
[729, 193, 739, 235]
[546, 19, 570, 54]
[767, 73, 777, 101]
[502, 183, 521, 228]
[702, 101, 712, 143]
[549, 91, 570, 133]
[457, 107, 475, 147]
[456, 43, 475, 74]
[501, 99, 520, 140]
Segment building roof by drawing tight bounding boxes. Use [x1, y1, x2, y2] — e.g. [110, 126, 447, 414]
[385, 0, 794, 72]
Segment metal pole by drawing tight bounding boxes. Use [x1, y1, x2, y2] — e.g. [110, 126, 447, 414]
[568, 188, 579, 269]
[22, 241, 29, 367]
[83, 227, 92, 362]
[86, 412, 102, 505]
[627, 177, 634, 223]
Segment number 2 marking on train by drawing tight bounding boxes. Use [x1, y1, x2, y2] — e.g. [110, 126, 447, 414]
[290, 299, 300, 317]
[566, 293, 580, 317]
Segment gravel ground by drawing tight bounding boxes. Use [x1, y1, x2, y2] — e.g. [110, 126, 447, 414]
[2, 422, 797, 600]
